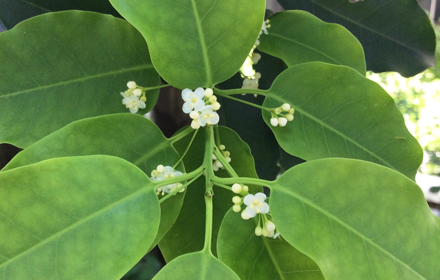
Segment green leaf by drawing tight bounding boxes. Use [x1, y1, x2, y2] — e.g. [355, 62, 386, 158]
[0, 156, 160, 279]
[218, 209, 324, 280]
[153, 251, 239, 280]
[258, 10, 366, 75]
[0, 11, 160, 148]
[263, 62, 422, 179]
[0, 0, 120, 29]
[277, 0, 436, 77]
[109, 0, 266, 89]
[2, 114, 184, 247]
[270, 158, 440, 279]
[159, 126, 260, 261]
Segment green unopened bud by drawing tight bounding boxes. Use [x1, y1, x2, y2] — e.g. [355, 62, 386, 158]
[232, 196, 241, 204]
[274, 108, 282, 115]
[255, 226, 263, 236]
[232, 204, 241, 212]
[281, 103, 291, 111]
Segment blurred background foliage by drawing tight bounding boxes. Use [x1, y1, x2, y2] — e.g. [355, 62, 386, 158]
[368, 25, 440, 176]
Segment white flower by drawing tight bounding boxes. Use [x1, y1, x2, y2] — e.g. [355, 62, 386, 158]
[121, 92, 146, 114]
[151, 165, 183, 194]
[182, 88, 205, 113]
[242, 72, 261, 89]
[198, 105, 219, 126]
[251, 53, 261, 65]
[243, 192, 269, 218]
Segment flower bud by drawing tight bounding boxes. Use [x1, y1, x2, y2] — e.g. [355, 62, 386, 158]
[191, 119, 201, 129]
[262, 227, 270, 237]
[127, 81, 137, 89]
[242, 185, 249, 192]
[274, 108, 282, 115]
[285, 114, 294, 121]
[281, 103, 291, 111]
[189, 111, 199, 119]
[232, 196, 241, 204]
[140, 96, 147, 102]
[241, 210, 250, 220]
[266, 221, 276, 232]
[278, 117, 288, 127]
[209, 96, 217, 103]
[289, 108, 295, 114]
[204, 88, 214, 97]
[270, 117, 279, 127]
[219, 145, 226, 150]
[232, 183, 242, 193]
[156, 165, 164, 173]
[232, 204, 241, 213]
[212, 102, 221, 111]
[133, 88, 142, 96]
[255, 226, 263, 236]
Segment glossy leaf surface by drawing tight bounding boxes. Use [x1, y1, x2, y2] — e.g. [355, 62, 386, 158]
[277, 0, 436, 77]
[109, 0, 266, 89]
[218, 209, 324, 280]
[2, 114, 183, 247]
[159, 126, 261, 261]
[263, 62, 422, 179]
[270, 159, 440, 279]
[0, 11, 160, 148]
[259, 10, 366, 75]
[0, 0, 120, 29]
[0, 156, 160, 280]
[153, 251, 239, 280]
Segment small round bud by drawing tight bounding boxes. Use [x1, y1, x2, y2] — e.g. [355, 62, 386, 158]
[213, 165, 219, 172]
[223, 151, 230, 157]
[266, 221, 276, 232]
[225, 156, 231, 163]
[232, 183, 242, 193]
[151, 170, 159, 177]
[204, 88, 214, 97]
[140, 96, 146, 102]
[278, 117, 288, 127]
[270, 117, 279, 127]
[255, 226, 263, 236]
[212, 154, 217, 160]
[241, 210, 250, 220]
[285, 114, 294, 121]
[219, 145, 226, 150]
[281, 103, 291, 111]
[212, 102, 221, 111]
[191, 119, 201, 129]
[156, 165, 164, 173]
[133, 88, 142, 96]
[232, 204, 241, 212]
[209, 96, 217, 103]
[232, 196, 241, 204]
[274, 108, 282, 115]
[215, 160, 223, 169]
[189, 111, 199, 119]
[251, 53, 261, 65]
[242, 185, 249, 192]
[289, 108, 295, 114]
[262, 227, 270, 237]
[127, 81, 137, 89]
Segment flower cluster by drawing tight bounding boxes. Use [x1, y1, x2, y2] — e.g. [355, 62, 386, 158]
[255, 19, 271, 47]
[121, 81, 147, 114]
[150, 165, 184, 195]
[230, 184, 280, 239]
[270, 103, 295, 127]
[181, 88, 221, 129]
[212, 144, 231, 172]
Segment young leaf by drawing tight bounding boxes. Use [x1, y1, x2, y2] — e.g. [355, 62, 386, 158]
[109, 0, 266, 89]
[258, 10, 366, 75]
[153, 251, 239, 280]
[0, 0, 120, 29]
[263, 62, 422, 179]
[2, 114, 183, 247]
[277, 0, 436, 77]
[0, 156, 160, 280]
[159, 126, 261, 261]
[217, 209, 324, 280]
[0, 11, 160, 148]
[270, 158, 440, 279]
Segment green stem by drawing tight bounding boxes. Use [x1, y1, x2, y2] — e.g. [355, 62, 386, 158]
[214, 87, 268, 97]
[168, 126, 194, 144]
[215, 92, 271, 112]
[173, 129, 198, 169]
[153, 165, 204, 188]
[159, 171, 204, 204]
[141, 84, 171, 91]
[214, 125, 221, 147]
[213, 147, 238, 178]
[212, 176, 272, 188]
[203, 126, 215, 252]
[212, 182, 232, 191]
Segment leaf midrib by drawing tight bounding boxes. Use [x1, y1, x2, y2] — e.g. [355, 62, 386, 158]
[267, 92, 399, 172]
[0, 64, 153, 99]
[275, 185, 425, 279]
[190, 0, 212, 86]
[0, 175, 157, 271]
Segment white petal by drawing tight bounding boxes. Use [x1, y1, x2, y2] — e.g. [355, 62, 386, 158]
[182, 102, 192, 114]
[210, 112, 220, 125]
[182, 89, 193, 100]
[138, 101, 146, 109]
[259, 202, 270, 214]
[129, 106, 138, 113]
[193, 99, 205, 111]
[243, 194, 254, 206]
[245, 206, 257, 218]
[194, 87, 205, 98]
[254, 192, 267, 203]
